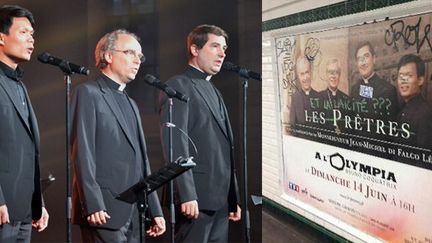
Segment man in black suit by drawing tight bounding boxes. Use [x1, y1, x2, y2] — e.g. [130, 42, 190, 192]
[71, 29, 165, 242]
[351, 41, 398, 126]
[159, 24, 240, 242]
[0, 5, 49, 242]
[289, 56, 319, 133]
[318, 58, 351, 132]
[395, 54, 432, 150]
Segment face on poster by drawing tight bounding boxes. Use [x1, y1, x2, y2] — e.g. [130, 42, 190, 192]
[276, 12, 432, 242]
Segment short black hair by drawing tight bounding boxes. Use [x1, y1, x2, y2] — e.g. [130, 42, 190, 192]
[354, 41, 375, 59]
[397, 54, 425, 78]
[0, 5, 35, 34]
[187, 24, 228, 60]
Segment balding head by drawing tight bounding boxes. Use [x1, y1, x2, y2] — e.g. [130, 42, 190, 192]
[296, 56, 312, 92]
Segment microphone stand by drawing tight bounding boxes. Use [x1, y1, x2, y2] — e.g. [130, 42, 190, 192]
[165, 98, 189, 243]
[146, 78, 188, 243]
[58, 61, 73, 243]
[242, 78, 251, 243]
[167, 98, 175, 243]
[137, 186, 149, 243]
[222, 63, 260, 243]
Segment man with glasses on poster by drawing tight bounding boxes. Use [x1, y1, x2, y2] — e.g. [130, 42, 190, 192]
[395, 54, 432, 151]
[318, 58, 351, 133]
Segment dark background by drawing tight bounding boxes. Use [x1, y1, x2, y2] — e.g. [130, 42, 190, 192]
[1, 0, 261, 242]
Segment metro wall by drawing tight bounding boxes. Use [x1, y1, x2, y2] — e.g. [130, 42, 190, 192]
[262, 1, 432, 242]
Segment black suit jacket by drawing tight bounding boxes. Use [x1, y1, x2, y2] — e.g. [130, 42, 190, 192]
[351, 73, 398, 145]
[318, 88, 352, 131]
[289, 88, 319, 126]
[351, 73, 398, 119]
[395, 95, 432, 149]
[71, 76, 162, 229]
[0, 68, 43, 221]
[159, 66, 239, 212]
[289, 89, 319, 140]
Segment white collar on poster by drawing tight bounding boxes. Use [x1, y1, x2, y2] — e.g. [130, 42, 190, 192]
[362, 72, 375, 84]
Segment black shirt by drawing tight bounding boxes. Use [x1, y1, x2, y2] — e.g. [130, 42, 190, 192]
[0, 61, 29, 122]
[396, 94, 432, 149]
[185, 65, 226, 121]
[102, 75, 144, 179]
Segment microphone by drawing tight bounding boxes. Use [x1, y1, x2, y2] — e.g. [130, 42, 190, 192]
[222, 61, 261, 81]
[37, 52, 90, 75]
[143, 74, 189, 102]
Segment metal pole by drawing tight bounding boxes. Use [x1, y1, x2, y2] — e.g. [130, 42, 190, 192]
[168, 98, 175, 243]
[65, 74, 72, 243]
[242, 78, 251, 243]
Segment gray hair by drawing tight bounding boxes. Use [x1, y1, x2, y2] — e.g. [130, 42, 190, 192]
[95, 29, 140, 69]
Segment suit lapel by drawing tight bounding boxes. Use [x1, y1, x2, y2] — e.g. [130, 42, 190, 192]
[213, 87, 234, 144]
[21, 81, 40, 148]
[191, 78, 229, 139]
[129, 97, 147, 153]
[97, 78, 136, 152]
[130, 98, 149, 174]
[0, 73, 32, 135]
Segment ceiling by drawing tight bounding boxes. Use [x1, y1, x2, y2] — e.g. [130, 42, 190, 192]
[262, 0, 345, 21]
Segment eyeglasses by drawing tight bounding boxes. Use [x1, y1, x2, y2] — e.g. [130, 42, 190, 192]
[113, 49, 146, 62]
[326, 70, 340, 75]
[398, 73, 416, 83]
[356, 53, 371, 63]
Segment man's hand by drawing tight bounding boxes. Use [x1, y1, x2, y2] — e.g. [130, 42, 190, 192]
[0, 205, 10, 225]
[32, 207, 49, 232]
[181, 200, 199, 219]
[229, 205, 241, 221]
[146, 216, 166, 237]
[87, 210, 111, 225]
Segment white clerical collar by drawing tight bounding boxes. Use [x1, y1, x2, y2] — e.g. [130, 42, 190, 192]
[102, 72, 127, 91]
[304, 90, 310, 95]
[329, 89, 337, 96]
[118, 83, 126, 91]
[189, 64, 213, 81]
[362, 72, 375, 84]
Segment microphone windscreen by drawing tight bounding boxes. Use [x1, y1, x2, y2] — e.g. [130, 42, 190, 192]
[144, 74, 158, 84]
[37, 52, 51, 63]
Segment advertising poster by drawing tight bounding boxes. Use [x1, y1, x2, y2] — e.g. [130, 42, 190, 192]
[277, 12, 432, 242]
